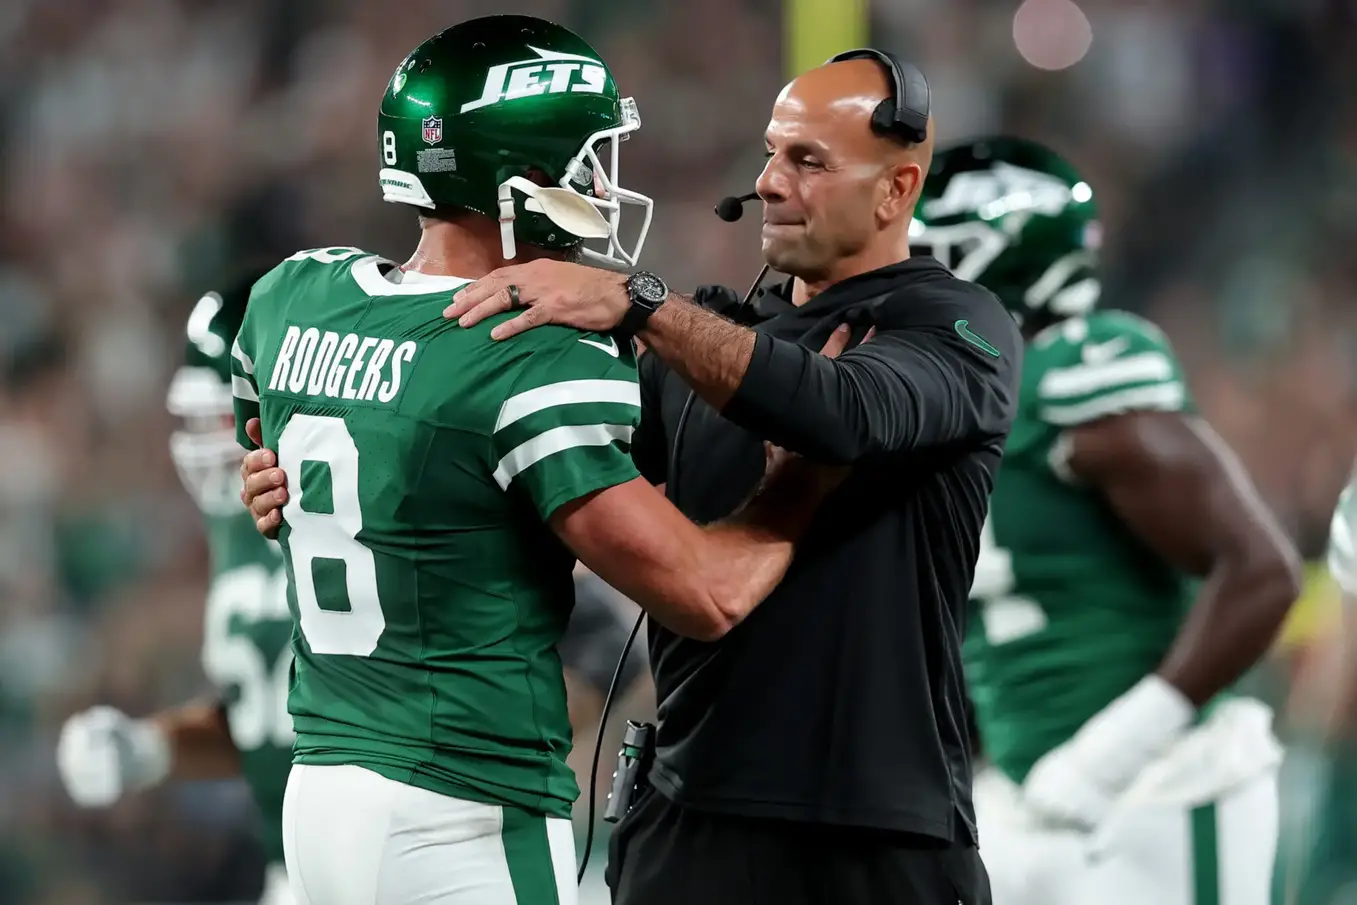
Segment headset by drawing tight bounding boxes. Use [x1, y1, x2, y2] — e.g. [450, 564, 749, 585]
[824, 48, 931, 146]
[575, 48, 930, 885]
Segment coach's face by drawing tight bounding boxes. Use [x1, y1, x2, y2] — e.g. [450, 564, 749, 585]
[756, 60, 926, 285]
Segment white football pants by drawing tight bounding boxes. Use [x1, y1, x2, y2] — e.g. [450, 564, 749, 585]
[281, 763, 577, 905]
[975, 700, 1281, 905]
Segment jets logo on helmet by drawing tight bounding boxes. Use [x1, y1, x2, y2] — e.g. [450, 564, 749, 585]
[376, 16, 653, 271]
[186, 292, 227, 357]
[460, 46, 606, 113]
[924, 162, 1082, 221]
[913, 136, 1101, 330]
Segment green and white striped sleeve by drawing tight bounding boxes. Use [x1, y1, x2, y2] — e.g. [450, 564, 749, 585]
[1329, 479, 1357, 595]
[1036, 312, 1190, 427]
[230, 317, 261, 450]
[491, 336, 643, 521]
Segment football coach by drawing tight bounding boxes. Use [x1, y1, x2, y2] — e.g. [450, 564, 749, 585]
[241, 52, 1020, 904]
[443, 52, 1021, 904]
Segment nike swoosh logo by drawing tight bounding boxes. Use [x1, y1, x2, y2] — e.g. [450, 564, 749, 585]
[954, 319, 1001, 358]
[578, 336, 619, 358]
[1081, 336, 1130, 365]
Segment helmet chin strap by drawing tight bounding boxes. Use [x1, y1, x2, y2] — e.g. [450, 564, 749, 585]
[497, 176, 611, 261]
[497, 188, 518, 261]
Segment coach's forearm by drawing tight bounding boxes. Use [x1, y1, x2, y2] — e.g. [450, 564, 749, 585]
[150, 699, 242, 780]
[637, 295, 756, 411]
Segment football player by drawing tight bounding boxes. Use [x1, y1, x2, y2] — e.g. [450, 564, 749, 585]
[228, 15, 843, 905]
[911, 137, 1302, 905]
[56, 267, 295, 905]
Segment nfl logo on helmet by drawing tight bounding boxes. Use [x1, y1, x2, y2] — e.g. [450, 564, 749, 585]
[422, 116, 442, 145]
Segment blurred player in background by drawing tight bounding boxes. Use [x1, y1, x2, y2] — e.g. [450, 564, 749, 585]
[912, 136, 1301, 905]
[1282, 471, 1357, 905]
[56, 267, 295, 905]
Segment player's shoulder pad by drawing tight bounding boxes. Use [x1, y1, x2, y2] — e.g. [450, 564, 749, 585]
[249, 246, 379, 306]
[488, 320, 638, 385]
[1031, 309, 1176, 359]
[1029, 309, 1189, 425]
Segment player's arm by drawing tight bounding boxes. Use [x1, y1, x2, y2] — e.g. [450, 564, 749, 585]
[639, 289, 1021, 463]
[1020, 315, 1299, 829]
[1024, 412, 1298, 824]
[495, 337, 842, 641]
[56, 697, 241, 808]
[1068, 411, 1301, 706]
[149, 699, 243, 778]
[551, 451, 842, 641]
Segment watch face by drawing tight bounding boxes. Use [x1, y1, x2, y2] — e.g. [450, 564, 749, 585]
[630, 272, 667, 305]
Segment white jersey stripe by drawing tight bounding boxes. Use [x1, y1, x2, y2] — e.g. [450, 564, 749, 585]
[493, 423, 634, 489]
[232, 374, 259, 402]
[231, 337, 255, 375]
[495, 379, 639, 431]
[1041, 383, 1185, 426]
[1038, 352, 1174, 399]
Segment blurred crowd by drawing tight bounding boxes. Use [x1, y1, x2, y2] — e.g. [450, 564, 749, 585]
[0, 0, 1353, 902]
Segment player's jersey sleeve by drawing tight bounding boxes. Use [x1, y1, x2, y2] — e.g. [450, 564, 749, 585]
[1031, 310, 1192, 428]
[490, 335, 643, 521]
[230, 266, 288, 450]
[231, 313, 262, 450]
[1328, 477, 1357, 595]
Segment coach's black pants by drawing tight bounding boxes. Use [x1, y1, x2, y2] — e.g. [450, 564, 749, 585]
[605, 787, 990, 905]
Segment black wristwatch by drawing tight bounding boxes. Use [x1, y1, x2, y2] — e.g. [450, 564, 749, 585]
[618, 271, 669, 338]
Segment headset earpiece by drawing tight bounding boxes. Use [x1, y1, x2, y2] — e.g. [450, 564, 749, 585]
[825, 48, 930, 146]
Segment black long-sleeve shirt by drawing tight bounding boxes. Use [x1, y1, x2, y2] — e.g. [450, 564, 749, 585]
[631, 258, 1022, 841]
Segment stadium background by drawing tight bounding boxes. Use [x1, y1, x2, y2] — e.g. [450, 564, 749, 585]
[0, 0, 1354, 902]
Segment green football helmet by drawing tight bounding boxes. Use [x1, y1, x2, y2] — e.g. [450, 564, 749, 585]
[911, 136, 1102, 329]
[166, 268, 264, 516]
[378, 15, 652, 270]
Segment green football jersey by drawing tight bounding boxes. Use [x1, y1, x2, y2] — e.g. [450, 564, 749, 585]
[200, 511, 292, 863]
[229, 246, 642, 818]
[963, 309, 1197, 784]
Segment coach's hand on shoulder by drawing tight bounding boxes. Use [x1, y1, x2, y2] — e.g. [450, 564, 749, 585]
[442, 259, 630, 340]
[240, 418, 286, 539]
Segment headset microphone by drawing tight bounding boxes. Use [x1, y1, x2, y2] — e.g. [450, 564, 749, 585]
[714, 192, 758, 222]
[712, 192, 770, 303]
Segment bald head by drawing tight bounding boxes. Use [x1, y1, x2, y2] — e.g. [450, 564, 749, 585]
[778, 58, 934, 171]
[755, 58, 934, 290]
